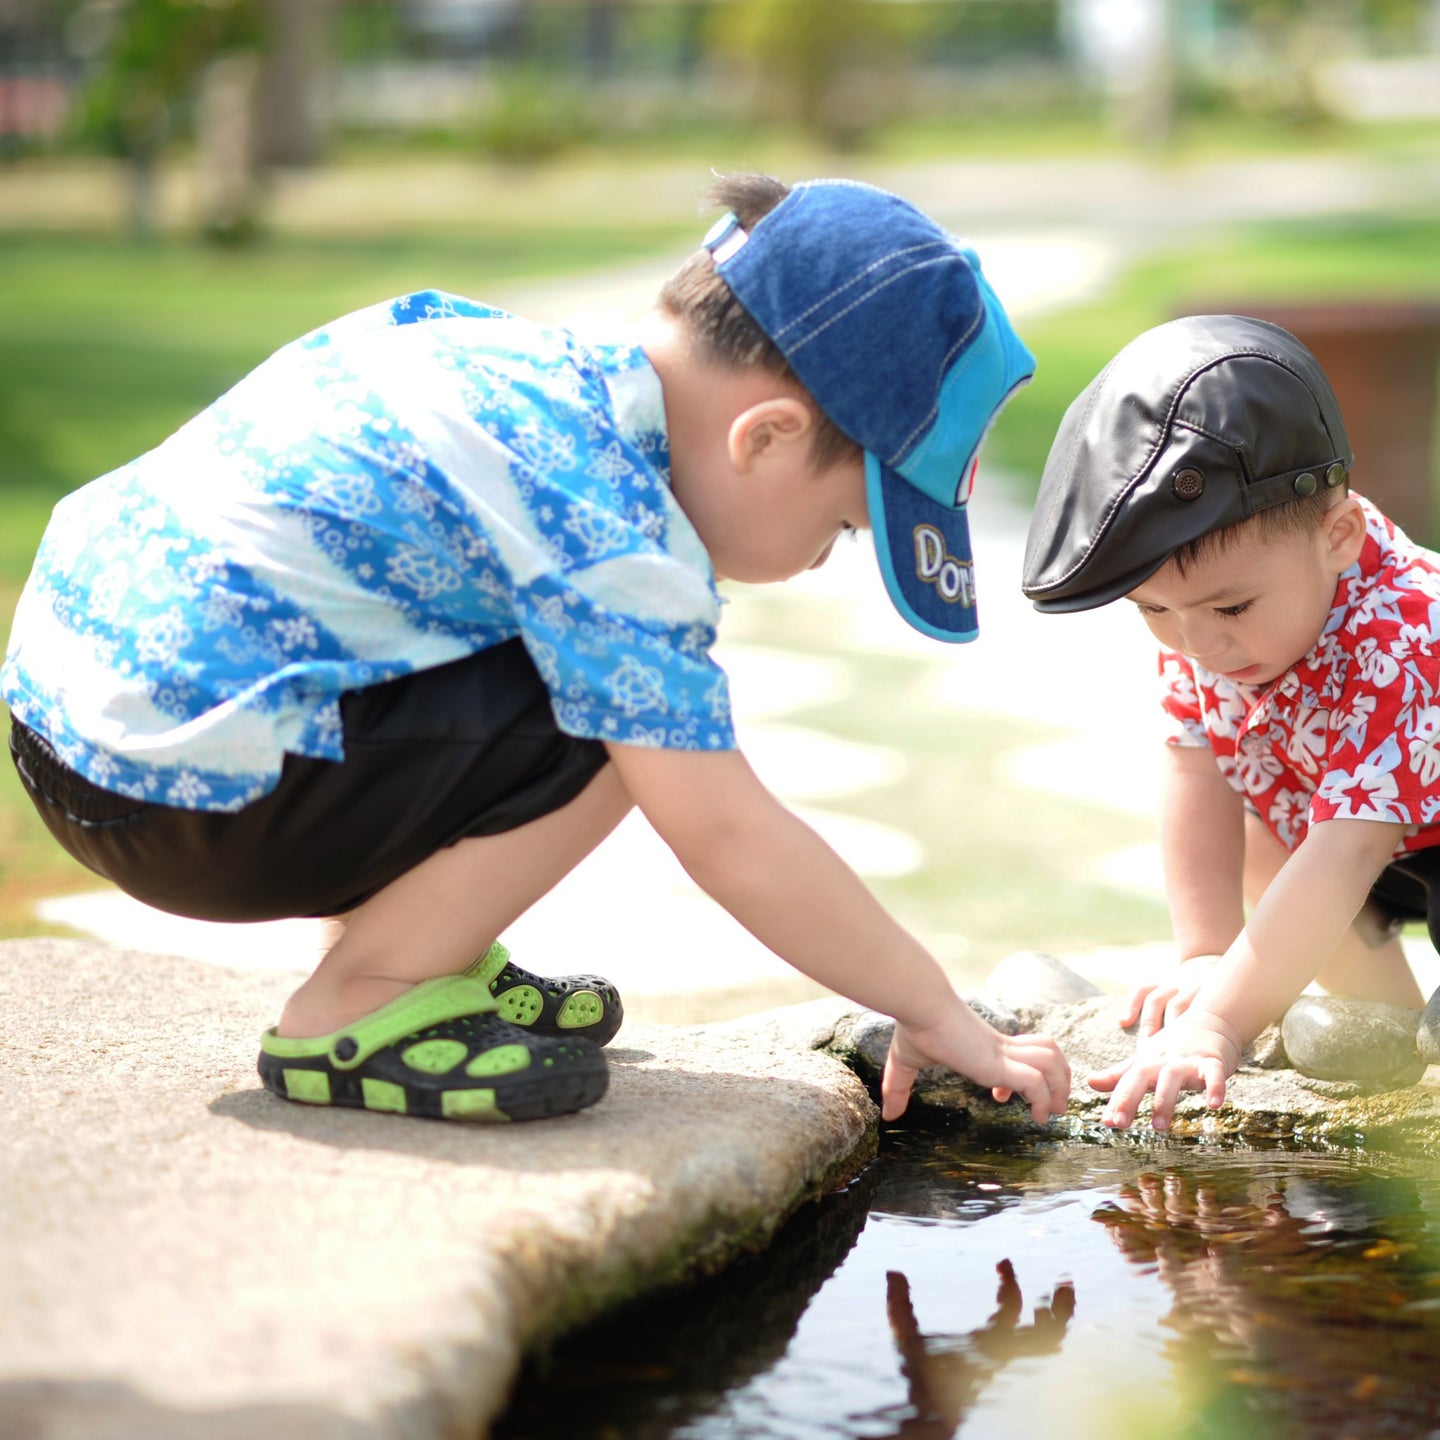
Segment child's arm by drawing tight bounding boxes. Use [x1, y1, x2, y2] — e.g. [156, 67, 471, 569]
[1120, 743, 1246, 1036]
[1091, 814, 1407, 1130]
[604, 741, 1073, 1124]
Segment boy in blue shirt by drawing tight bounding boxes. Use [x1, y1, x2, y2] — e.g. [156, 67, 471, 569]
[4, 173, 1071, 1126]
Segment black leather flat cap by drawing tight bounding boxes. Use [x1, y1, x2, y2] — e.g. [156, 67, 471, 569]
[1022, 314, 1352, 612]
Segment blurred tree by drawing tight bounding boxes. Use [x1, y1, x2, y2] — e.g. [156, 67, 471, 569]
[253, 0, 331, 167]
[72, 0, 259, 237]
[707, 0, 911, 147]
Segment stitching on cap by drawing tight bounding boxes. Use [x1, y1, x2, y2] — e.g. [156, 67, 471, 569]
[786, 253, 984, 459]
[771, 239, 957, 344]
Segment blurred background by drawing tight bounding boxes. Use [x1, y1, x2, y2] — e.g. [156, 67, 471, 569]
[3, 0, 1440, 1005]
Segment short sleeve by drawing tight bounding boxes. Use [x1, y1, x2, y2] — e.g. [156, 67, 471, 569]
[1158, 647, 1209, 748]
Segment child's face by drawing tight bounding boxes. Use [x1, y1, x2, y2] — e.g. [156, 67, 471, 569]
[711, 449, 870, 585]
[1125, 507, 1363, 686]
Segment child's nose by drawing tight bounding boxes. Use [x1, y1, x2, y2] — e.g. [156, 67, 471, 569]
[1180, 620, 1226, 661]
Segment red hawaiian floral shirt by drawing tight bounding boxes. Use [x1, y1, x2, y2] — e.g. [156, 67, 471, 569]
[1160, 496, 1440, 858]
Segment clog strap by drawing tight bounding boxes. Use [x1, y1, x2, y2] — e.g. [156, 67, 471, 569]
[261, 974, 500, 1070]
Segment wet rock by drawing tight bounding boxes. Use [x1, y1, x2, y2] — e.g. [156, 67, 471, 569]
[822, 1000, 1043, 1127]
[0, 940, 877, 1440]
[982, 951, 1103, 1022]
[814, 979, 1440, 1147]
[1418, 986, 1440, 1065]
[832, 998, 1022, 1078]
[846, 1009, 895, 1074]
[1245, 1021, 1289, 1070]
[1280, 996, 1425, 1088]
[963, 993, 1026, 1036]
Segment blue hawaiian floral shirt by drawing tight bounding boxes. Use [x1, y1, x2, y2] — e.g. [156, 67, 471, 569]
[1, 291, 735, 812]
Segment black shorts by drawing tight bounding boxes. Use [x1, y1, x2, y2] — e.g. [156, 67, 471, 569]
[9, 639, 608, 923]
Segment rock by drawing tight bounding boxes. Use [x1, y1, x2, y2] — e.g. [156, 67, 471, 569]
[1280, 995, 1425, 1088]
[1245, 1021, 1289, 1069]
[845, 1009, 897, 1074]
[822, 999, 1041, 1127]
[962, 993, 1026, 1035]
[833, 998, 1019, 1071]
[0, 940, 876, 1440]
[813, 985, 1440, 1146]
[1418, 985, 1440, 1064]
[982, 951, 1103, 1020]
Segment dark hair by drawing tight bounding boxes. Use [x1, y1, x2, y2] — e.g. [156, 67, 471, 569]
[659, 173, 862, 473]
[1170, 487, 1343, 578]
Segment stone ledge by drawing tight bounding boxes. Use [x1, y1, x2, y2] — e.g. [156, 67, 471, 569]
[0, 940, 876, 1440]
[812, 972, 1440, 1151]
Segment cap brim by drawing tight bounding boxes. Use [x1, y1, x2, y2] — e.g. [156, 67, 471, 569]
[867, 454, 978, 643]
[1025, 551, 1170, 613]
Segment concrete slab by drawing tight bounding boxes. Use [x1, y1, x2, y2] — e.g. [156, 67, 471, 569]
[0, 939, 875, 1439]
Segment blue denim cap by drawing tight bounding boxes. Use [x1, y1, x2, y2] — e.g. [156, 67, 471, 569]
[704, 180, 1036, 642]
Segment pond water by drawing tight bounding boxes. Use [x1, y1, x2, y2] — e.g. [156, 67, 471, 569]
[495, 1118, 1440, 1440]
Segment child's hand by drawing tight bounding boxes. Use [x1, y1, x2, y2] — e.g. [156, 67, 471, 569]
[1088, 1010, 1243, 1130]
[882, 1010, 1072, 1126]
[1118, 954, 1224, 1037]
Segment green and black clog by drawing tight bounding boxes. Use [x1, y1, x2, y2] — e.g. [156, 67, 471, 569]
[258, 972, 607, 1122]
[472, 941, 624, 1048]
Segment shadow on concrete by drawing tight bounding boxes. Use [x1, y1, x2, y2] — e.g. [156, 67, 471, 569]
[207, 1057, 861, 1175]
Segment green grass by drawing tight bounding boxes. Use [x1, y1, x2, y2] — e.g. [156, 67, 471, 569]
[0, 225, 693, 527]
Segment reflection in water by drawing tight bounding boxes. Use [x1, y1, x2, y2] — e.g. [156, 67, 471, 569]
[1095, 1167, 1440, 1439]
[884, 1260, 1074, 1439]
[494, 1123, 1440, 1440]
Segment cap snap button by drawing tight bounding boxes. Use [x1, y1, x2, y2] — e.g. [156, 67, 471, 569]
[1172, 468, 1205, 500]
[1293, 472, 1318, 496]
[1325, 462, 1346, 488]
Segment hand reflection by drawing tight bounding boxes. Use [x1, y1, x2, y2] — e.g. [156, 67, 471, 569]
[883, 1261, 1075, 1438]
[1094, 1171, 1314, 1353]
[1092, 1168, 1428, 1424]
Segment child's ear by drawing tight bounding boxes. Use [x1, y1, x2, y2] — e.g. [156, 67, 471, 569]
[728, 398, 813, 473]
[1321, 496, 1367, 573]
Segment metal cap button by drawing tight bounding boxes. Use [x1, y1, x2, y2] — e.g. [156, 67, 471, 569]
[1172, 468, 1205, 500]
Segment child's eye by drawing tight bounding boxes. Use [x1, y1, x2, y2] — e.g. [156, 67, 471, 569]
[1133, 602, 1165, 617]
[1215, 601, 1253, 618]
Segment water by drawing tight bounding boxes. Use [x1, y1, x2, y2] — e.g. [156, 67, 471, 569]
[495, 1118, 1440, 1440]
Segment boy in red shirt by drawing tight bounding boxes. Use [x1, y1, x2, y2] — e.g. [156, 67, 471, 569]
[1022, 314, 1440, 1130]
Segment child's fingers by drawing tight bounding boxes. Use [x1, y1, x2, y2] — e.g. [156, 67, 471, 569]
[1139, 985, 1177, 1038]
[1163, 991, 1196, 1030]
[1117, 984, 1149, 1028]
[1148, 1065, 1192, 1131]
[1086, 1062, 1126, 1094]
[1101, 1062, 1158, 1128]
[1004, 1047, 1072, 1123]
[1202, 1057, 1229, 1109]
[880, 1049, 918, 1121]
